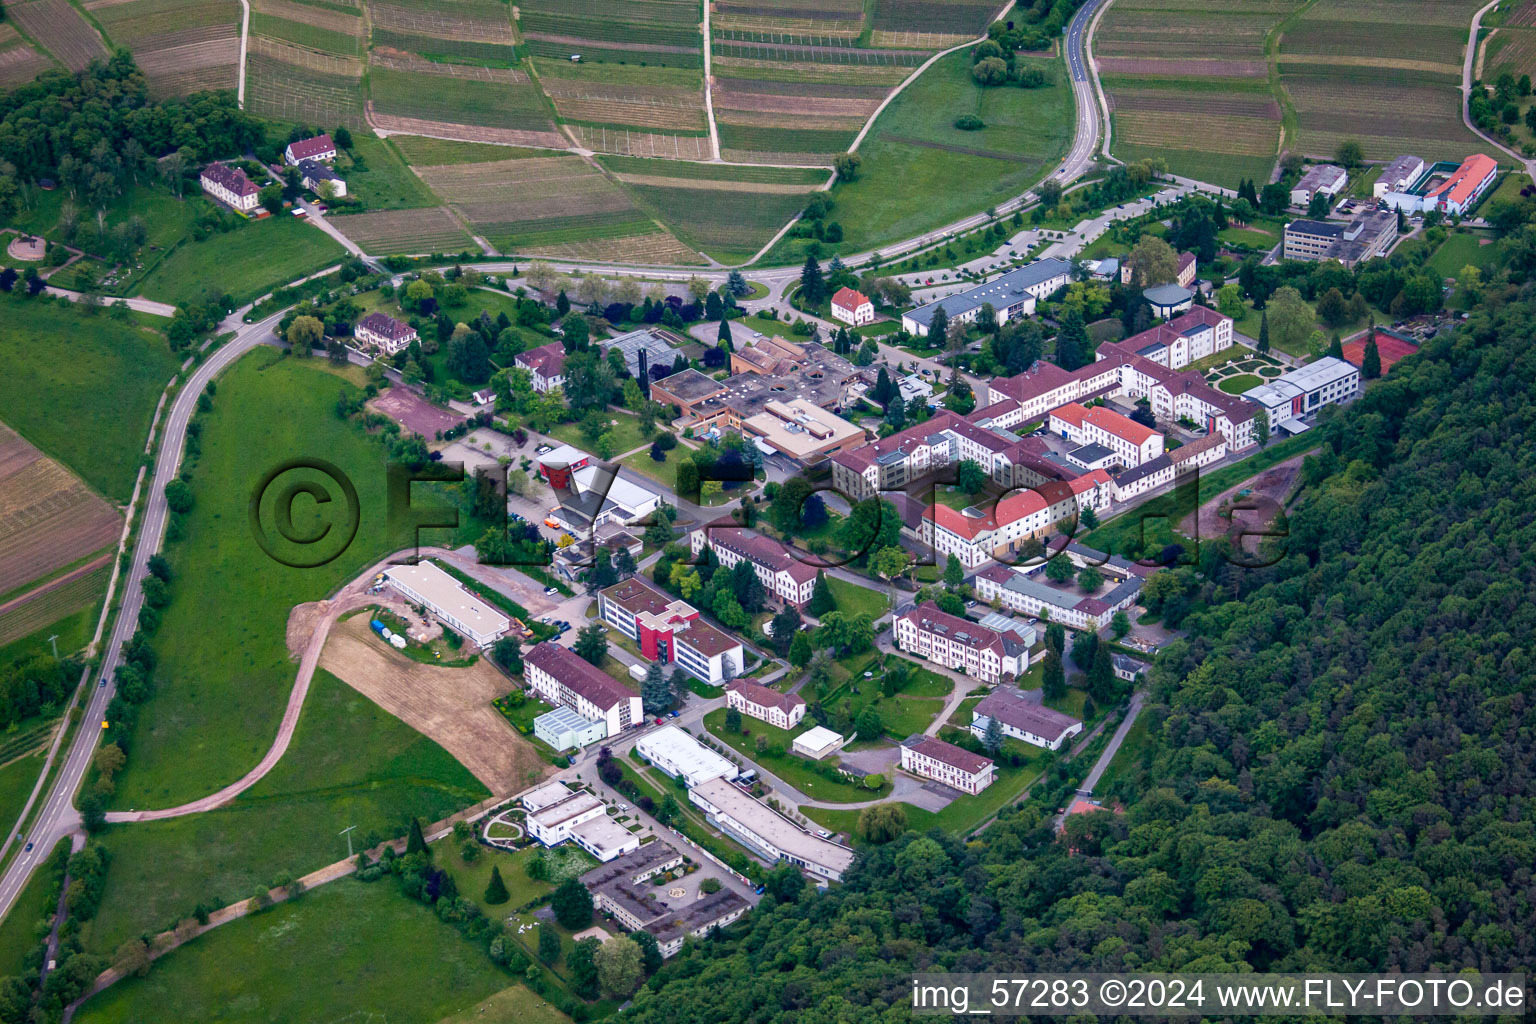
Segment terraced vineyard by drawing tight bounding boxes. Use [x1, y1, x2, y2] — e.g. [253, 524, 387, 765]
[0, 24, 54, 88]
[410, 143, 703, 262]
[247, 0, 367, 125]
[85, 0, 241, 96]
[1278, 0, 1487, 161]
[1099, 0, 1302, 185]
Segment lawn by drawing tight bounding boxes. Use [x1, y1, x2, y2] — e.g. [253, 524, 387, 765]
[84, 668, 488, 953]
[824, 576, 890, 621]
[820, 653, 949, 739]
[0, 749, 44, 847]
[702, 709, 886, 803]
[107, 351, 468, 811]
[1092, 710, 1155, 797]
[72, 879, 556, 1024]
[767, 51, 1073, 263]
[803, 754, 1044, 836]
[133, 214, 347, 308]
[1217, 374, 1262, 394]
[338, 133, 443, 211]
[1426, 230, 1499, 279]
[0, 292, 181, 500]
[547, 415, 655, 457]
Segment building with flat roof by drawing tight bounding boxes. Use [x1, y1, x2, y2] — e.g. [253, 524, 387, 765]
[383, 562, 509, 647]
[688, 777, 855, 881]
[1380, 154, 1498, 215]
[536, 445, 661, 530]
[899, 735, 995, 794]
[893, 602, 1030, 683]
[523, 642, 642, 737]
[569, 814, 640, 862]
[1245, 355, 1359, 428]
[1375, 155, 1425, 197]
[792, 725, 847, 760]
[580, 840, 746, 955]
[523, 780, 581, 814]
[971, 689, 1082, 750]
[635, 725, 739, 787]
[726, 680, 806, 730]
[902, 258, 1072, 336]
[598, 578, 745, 684]
[1284, 211, 1397, 267]
[604, 328, 679, 379]
[525, 785, 606, 846]
[742, 399, 865, 464]
[650, 368, 729, 417]
[534, 704, 608, 751]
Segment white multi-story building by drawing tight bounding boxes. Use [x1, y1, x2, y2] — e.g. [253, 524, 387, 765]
[199, 163, 261, 213]
[726, 680, 806, 729]
[690, 524, 819, 607]
[899, 735, 995, 794]
[1048, 402, 1163, 468]
[636, 725, 739, 787]
[1110, 432, 1227, 503]
[893, 602, 1030, 683]
[523, 782, 606, 846]
[599, 578, 744, 685]
[581, 841, 747, 956]
[973, 563, 1143, 632]
[688, 777, 855, 881]
[522, 641, 643, 737]
[971, 689, 1082, 750]
[355, 312, 419, 356]
[918, 471, 1113, 569]
[831, 286, 875, 326]
[902, 258, 1071, 337]
[516, 341, 568, 393]
[383, 562, 508, 646]
[1290, 163, 1347, 206]
[1244, 356, 1360, 428]
[285, 134, 337, 165]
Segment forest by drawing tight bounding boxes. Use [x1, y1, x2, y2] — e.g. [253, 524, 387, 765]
[623, 223, 1536, 1019]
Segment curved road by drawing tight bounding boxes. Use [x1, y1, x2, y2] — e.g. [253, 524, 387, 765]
[0, 0, 1117, 922]
[0, 307, 286, 921]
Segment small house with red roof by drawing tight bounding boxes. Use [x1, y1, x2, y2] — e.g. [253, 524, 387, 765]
[830, 286, 874, 326]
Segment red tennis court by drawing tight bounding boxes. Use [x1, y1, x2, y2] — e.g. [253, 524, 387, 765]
[1342, 329, 1418, 374]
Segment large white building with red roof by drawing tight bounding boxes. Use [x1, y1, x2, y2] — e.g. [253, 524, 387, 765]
[1048, 402, 1163, 467]
[893, 601, 1031, 683]
[689, 523, 820, 607]
[516, 341, 569, 393]
[918, 470, 1112, 568]
[598, 578, 744, 684]
[355, 312, 418, 356]
[900, 735, 995, 794]
[726, 679, 806, 729]
[830, 286, 874, 326]
[523, 641, 643, 737]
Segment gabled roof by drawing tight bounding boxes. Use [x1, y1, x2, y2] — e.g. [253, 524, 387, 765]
[974, 688, 1080, 742]
[517, 341, 568, 378]
[356, 311, 416, 341]
[831, 286, 871, 310]
[1426, 153, 1496, 207]
[901, 734, 994, 775]
[728, 679, 806, 715]
[700, 523, 819, 584]
[200, 162, 258, 197]
[1294, 163, 1346, 192]
[524, 641, 638, 711]
[287, 134, 335, 160]
[1052, 401, 1158, 446]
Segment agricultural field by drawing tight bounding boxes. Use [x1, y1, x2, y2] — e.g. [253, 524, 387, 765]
[246, 45, 367, 127]
[710, 0, 992, 164]
[600, 155, 824, 262]
[329, 207, 474, 254]
[0, 422, 120, 621]
[413, 150, 704, 262]
[132, 213, 347, 307]
[5, 0, 107, 71]
[369, 65, 557, 135]
[72, 877, 539, 1024]
[768, 51, 1073, 260]
[518, 0, 702, 69]
[0, 24, 56, 88]
[368, 0, 517, 62]
[535, 57, 709, 142]
[1099, 0, 1301, 185]
[85, 0, 241, 96]
[1278, 0, 1487, 161]
[0, 293, 181, 501]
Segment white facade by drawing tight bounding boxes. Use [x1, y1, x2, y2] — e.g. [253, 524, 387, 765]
[726, 681, 806, 729]
[899, 738, 995, 794]
[688, 777, 854, 881]
[569, 815, 641, 862]
[199, 167, 260, 213]
[285, 136, 337, 165]
[831, 288, 875, 326]
[901, 259, 1072, 337]
[526, 788, 606, 846]
[1290, 164, 1347, 206]
[1048, 403, 1163, 468]
[892, 603, 1029, 684]
[523, 643, 643, 737]
[792, 726, 847, 760]
[354, 315, 418, 356]
[383, 562, 508, 646]
[690, 527, 817, 607]
[1245, 356, 1360, 427]
[636, 726, 739, 787]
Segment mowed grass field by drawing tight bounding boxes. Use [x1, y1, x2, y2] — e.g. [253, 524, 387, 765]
[770, 51, 1073, 260]
[73, 880, 556, 1024]
[85, 0, 241, 96]
[0, 293, 180, 501]
[133, 214, 346, 307]
[1278, 0, 1487, 161]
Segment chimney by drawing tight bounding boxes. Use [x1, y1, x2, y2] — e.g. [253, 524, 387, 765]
[638, 347, 650, 400]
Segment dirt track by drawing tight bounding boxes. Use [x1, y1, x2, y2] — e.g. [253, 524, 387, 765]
[318, 616, 550, 796]
[1180, 451, 1313, 544]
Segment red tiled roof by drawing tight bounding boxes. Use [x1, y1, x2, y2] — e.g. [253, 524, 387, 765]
[1427, 153, 1496, 207]
[357, 311, 416, 342]
[524, 641, 638, 711]
[904, 735, 993, 775]
[702, 523, 819, 584]
[1052, 401, 1158, 446]
[287, 135, 335, 160]
[975, 689, 1080, 742]
[831, 286, 870, 311]
[728, 679, 805, 715]
[517, 341, 568, 378]
[200, 163, 258, 197]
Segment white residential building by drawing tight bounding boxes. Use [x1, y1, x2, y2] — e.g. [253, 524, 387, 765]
[688, 777, 855, 881]
[892, 602, 1030, 683]
[901, 258, 1072, 336]
[199, 163, 261, 213]
[792, 726, 847, 760]
[516, 341, 568, 393]
[973, 563, 1143, 632]
[726, 680, 806, 729]
[636, 726, 739, 787]
[524, 784, 607, 846]
[284, 134, 337, 165]
[1048, 402, 1163, 468]
[1290, 164, 1347, 206]
[971, 689, 1082, 750]
[355, 312, 418, 356]
[899, 735, 995, 794]
[383, 562, 508, 646]
[691, 524, 819, 607]
[831, 286, 875, 326]
[522, 641, 643, 737]
[599, 578, 744, 685]
[1110, 432, 1227, 503]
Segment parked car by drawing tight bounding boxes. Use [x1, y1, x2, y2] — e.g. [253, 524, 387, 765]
[667, 710, 679, 718]
[655, 717, 665, 725]
[816, 829, 832, 839]
[543, 586, 559, 595]
[536, 444, 552, 455]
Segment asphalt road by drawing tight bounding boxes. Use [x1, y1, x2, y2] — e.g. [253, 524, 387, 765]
[0, 308, 285, 922]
